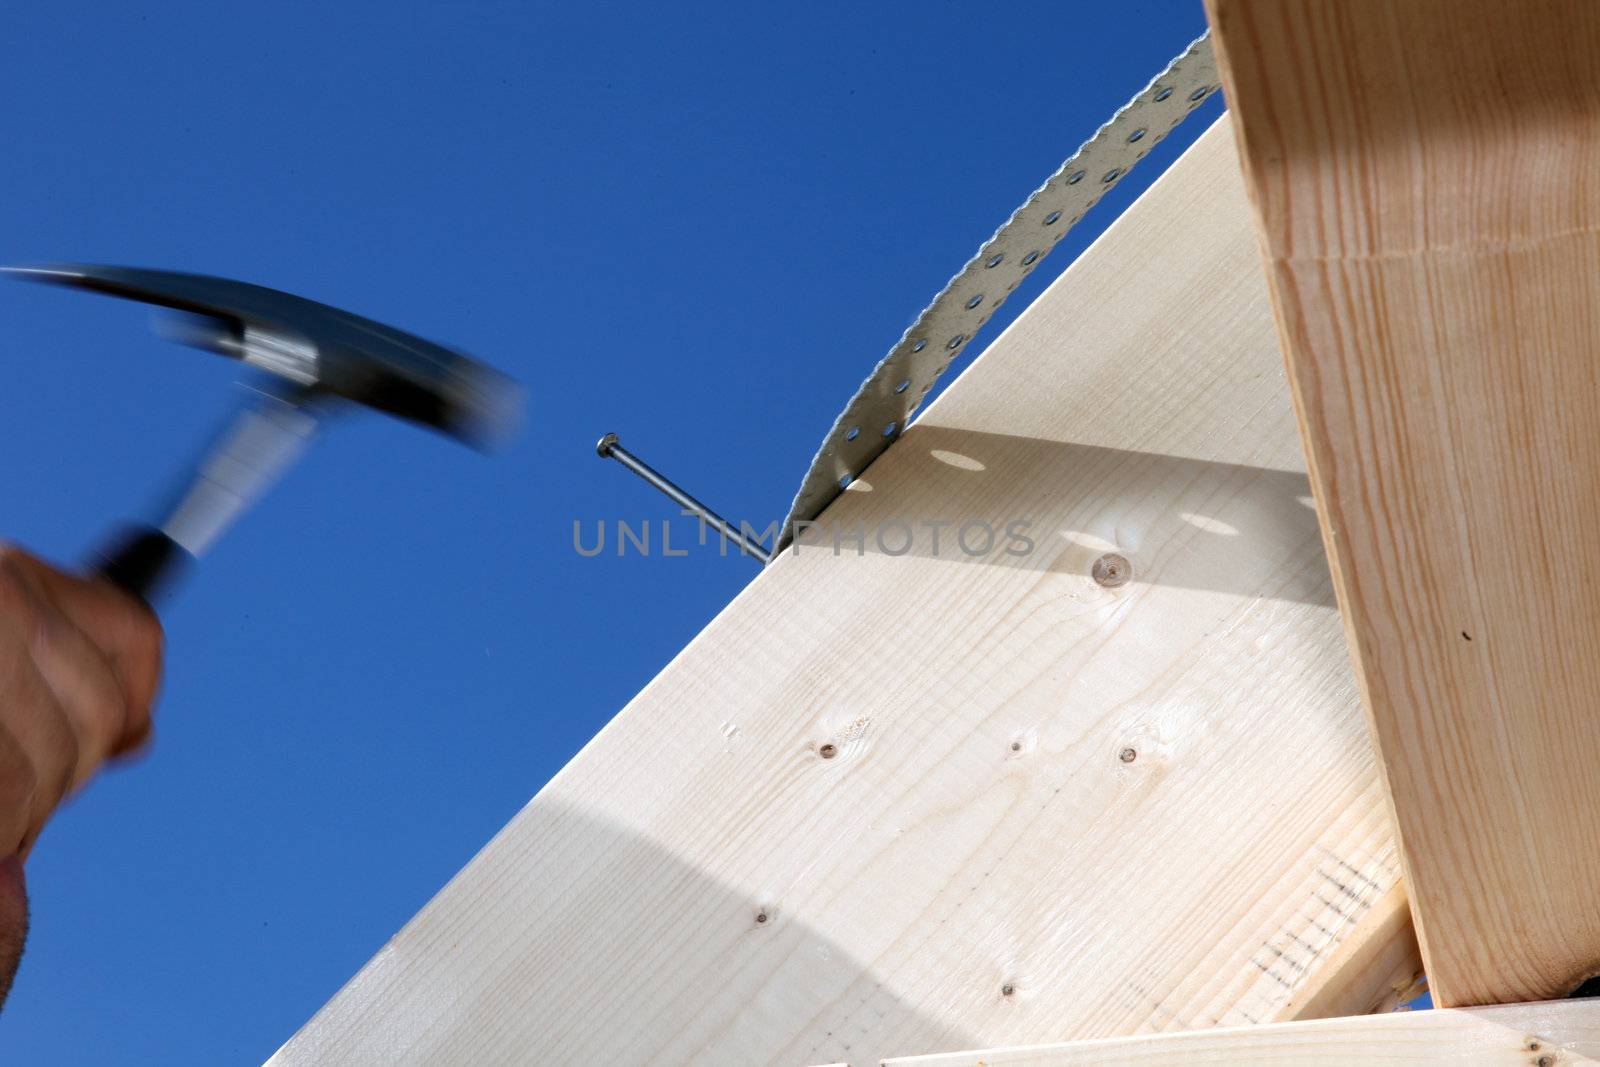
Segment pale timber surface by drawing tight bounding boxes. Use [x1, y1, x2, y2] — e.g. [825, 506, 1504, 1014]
[272, 117, 1411, 1067]
[1207, 0, 1600, 1006]
[883, 998, 1600, 1066]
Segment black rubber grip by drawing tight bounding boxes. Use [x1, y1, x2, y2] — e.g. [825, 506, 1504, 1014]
[95, 526, 191, 603]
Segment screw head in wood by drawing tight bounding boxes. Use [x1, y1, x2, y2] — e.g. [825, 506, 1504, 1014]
[1092, 553, 1132, 588]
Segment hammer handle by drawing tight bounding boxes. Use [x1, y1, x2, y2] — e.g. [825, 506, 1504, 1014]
[96, 525, 191, 605]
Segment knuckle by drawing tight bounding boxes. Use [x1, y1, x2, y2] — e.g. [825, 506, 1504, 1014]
[123, 609, 166, 711]
[90, 684, 132, 758]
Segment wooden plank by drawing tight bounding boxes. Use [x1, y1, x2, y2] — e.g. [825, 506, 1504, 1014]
[1204, 0, 1600, 1006]
[1282, 882, 1422, 1021]
[881, 998, 1600, 1066]
[271, 118, 1413, 1066]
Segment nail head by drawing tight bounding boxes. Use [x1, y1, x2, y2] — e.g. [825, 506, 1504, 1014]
[1092, 553, 1132, 588]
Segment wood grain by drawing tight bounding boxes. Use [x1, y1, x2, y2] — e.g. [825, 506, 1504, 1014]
[1283, 883, 1421, 1021]
[1205, 0, 1600, 1006]
[271, 119, 1413, 1066]
[883, 998, 1600, 1066]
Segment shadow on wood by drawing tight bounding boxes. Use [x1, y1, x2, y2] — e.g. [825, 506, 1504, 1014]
[274, 802, 984, 1064]
[787, 426, 1332, 609]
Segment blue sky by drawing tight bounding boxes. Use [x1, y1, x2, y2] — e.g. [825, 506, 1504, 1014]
[0, 2, 1218, 1061]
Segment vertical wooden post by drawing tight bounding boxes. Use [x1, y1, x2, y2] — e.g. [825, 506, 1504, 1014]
[1205, 0, 1600, 1005]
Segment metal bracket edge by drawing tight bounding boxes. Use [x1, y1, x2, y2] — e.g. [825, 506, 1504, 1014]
[774, 32, 1219, 552]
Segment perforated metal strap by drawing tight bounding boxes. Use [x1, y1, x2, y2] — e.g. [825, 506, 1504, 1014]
[776, 33, 1219, 551]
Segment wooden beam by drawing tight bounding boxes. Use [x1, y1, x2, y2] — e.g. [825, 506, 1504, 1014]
[271, 119, 1414, 1066]
[881, 998, 1600, 1066]
[1282, 882, 1422, 1021]
[1204, 0, 1600, 1006]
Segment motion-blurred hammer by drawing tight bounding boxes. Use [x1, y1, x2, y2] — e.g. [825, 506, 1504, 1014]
[5, 264, 521, 601]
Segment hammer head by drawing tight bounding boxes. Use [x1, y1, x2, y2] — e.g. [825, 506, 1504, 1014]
[5, 264, 520, 448]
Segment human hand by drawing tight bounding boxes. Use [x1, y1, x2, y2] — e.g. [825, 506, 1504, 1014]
[0, 544, 163, 1007]
[0, 545, 163, 859]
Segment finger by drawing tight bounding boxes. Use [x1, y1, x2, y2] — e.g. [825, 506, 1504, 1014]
[0, 630, 77, 850]
[17, 550, 162, 705]
[6, 549, 163, 749]
[109, 717, 153, 761]
[26, 605, 127, 790]
[4, 553, 133, 783]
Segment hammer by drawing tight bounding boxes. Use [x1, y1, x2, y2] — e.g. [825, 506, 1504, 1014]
[5, 264, 521, 600]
